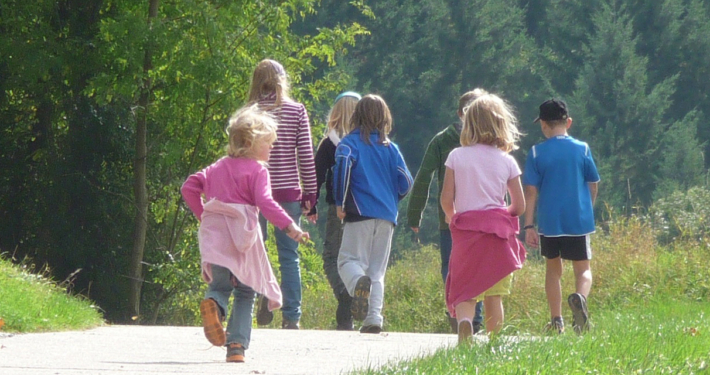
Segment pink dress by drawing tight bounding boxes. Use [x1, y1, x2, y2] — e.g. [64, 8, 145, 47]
[445, 208, 526, 316]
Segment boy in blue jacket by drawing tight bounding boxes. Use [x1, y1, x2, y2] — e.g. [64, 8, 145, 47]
[333, 94, 413, 334]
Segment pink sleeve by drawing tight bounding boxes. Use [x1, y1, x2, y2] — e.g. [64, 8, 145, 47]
[253, 167, 294, 230]
[181, 172, 206, 220]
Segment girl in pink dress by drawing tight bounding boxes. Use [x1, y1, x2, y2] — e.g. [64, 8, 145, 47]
[440, 93, 526, 343]
[181, 106, 308, 362]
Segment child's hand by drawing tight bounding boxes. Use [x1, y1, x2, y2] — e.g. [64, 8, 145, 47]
[284, 223, 310, 244]
[524, 228, 539, 248]
[336, 206, 345, 220]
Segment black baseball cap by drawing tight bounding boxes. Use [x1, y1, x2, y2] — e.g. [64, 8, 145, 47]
[534, 99, 568, 122]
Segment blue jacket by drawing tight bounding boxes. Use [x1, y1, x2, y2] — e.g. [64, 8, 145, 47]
[333, 129, 413, 224]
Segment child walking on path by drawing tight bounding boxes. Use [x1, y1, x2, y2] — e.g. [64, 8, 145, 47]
[181, 106, 309, 362]
[522, 99, 599, 334]
[307, 91, 361, 331]
[406, 89, 488, 334]
[333, 94, 413, 334]
[246, 59, 318, 329]
[440, 94, 526, 343]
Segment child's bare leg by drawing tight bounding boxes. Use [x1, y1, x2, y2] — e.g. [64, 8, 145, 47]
[572, 260, 592, 297]
[454, 299, 477, 322]
[545, 257, 563, 318]
[483, 295, 503, 334]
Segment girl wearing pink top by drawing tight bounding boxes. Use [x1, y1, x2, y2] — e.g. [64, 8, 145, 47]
[181, 106, 308, 363]
[440, 94, 526, 343]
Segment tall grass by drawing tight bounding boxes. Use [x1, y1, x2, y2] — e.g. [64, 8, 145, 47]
[0, 255, 104, 332]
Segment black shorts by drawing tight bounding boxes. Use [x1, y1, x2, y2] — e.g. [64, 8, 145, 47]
[540, 235, 592, 261]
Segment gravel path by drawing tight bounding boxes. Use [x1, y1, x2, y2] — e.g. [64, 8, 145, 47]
[0, 325, 460, 375]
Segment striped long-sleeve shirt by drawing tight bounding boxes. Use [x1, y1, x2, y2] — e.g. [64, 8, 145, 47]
[258, 94, 318, 206]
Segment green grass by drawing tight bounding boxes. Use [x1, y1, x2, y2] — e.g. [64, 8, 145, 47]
[0, 255, 104, 332]
[350, 297, 709, 374]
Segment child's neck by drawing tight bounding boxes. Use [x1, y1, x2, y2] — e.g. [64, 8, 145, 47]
[548, 128, 568, 138]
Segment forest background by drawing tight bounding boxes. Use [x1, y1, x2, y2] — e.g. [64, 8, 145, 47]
[1, 0, 709, 324]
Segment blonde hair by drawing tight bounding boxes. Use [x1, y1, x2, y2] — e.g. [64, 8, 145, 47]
[458, 88, 489, 113]
[350, 95, 392, 146]
[226, 105, 278, 158]
[327, 96, 360, 138]
[460, 94, 521, 152]
[247, 59, 291, 108]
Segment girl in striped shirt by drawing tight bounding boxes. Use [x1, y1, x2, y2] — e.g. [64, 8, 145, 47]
[248, 59, 317, 329]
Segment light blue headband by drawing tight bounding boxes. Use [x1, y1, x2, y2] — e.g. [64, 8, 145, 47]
[334, 91, 361, 104]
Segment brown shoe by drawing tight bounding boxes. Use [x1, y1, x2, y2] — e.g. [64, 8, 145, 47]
[457, 320, 473, 345]
[226, 343, 245, 363]
[199, 298, 225, 346]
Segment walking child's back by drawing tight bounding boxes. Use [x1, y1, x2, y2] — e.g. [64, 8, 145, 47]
[181, 106, 308, 363]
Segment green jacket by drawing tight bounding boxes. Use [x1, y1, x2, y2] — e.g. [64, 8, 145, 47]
[407, 124, 460, 230]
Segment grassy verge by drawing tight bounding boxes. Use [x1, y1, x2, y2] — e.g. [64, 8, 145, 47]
[351, 297, 709, 374]
[0, 256, 104, 333]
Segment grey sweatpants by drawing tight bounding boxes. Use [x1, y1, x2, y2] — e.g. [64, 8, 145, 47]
[337, 218, 394, 327]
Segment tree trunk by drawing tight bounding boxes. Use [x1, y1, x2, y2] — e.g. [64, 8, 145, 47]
[128, 0, 160, 323]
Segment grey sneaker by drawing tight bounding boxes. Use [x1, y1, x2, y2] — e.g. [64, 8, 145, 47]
[568, 293, 589, 334]
[359, 324, 382, 334]
[544, 316, 565, 334]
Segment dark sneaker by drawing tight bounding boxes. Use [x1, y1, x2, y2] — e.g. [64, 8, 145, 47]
[446, 312, 458, 334]
[472, 321, 483, 334]
[199, 298, 226, 346]
[351, 276, 371, 321]
[359, 324, 382, 334]
[544, 316, 565, 334]
[336, 291, 354, 331]
[568, 293, 589, 334]
[282, 319, 300, 329]
[226, 343, 245, 363]
[256, 295, 273, 326]
[457, 320, 473, 345]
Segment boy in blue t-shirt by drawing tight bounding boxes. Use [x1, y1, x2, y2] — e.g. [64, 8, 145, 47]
[522, 99, 600, 334]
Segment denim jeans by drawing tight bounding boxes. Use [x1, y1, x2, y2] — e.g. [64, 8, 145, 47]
[259, 201, 302, 322]
[204, 265, 256, 348]
[441, 229, 483, 324]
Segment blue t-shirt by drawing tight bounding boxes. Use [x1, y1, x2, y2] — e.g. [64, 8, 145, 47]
[522, 135, 600, 236]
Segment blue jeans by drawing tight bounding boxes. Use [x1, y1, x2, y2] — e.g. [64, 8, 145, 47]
[205, 265, 256, 348]
[259, 201, 302, 322]
[441, 229, 483, 324]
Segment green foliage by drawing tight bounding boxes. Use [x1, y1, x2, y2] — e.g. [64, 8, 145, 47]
[645, 186, 710, 244]
[0, 255, 104, 332]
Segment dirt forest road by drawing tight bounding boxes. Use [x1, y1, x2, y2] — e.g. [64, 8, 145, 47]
[0, 325, 459, 375]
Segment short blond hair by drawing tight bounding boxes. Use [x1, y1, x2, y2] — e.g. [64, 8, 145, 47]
[226, 105, 278, 158]
[460, 94, 521, 152]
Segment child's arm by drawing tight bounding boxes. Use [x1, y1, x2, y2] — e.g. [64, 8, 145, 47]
[332, 143, 353, 220]
[295, 105, 318, 213]
[284, 222, 310, 244]
[181, 172, 206, 220]
[406, 140, 438, 231]
[439, 167, 455, 223]
[507, 176, 525, 217]
[523, 185, 539, 247]
[588, 182, 598, 206]
[395, 146, 413, 200]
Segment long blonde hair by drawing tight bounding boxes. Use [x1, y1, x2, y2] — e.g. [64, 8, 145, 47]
[246, 59, 291, 108]
[226, 105, 278, 158]
[327, 94, 360, 138]
[350, 94, 392, 145]
[460, 94, 521, 152]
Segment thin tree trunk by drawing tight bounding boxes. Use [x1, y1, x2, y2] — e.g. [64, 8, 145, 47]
[128, 0, 160, 323]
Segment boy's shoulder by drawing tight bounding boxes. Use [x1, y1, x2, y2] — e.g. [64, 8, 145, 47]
[531, 135, 591, 154]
